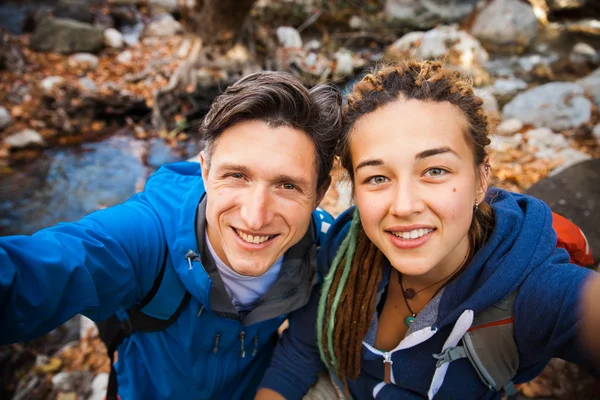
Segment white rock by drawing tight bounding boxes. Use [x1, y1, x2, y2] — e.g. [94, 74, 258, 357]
[5, 129, 46, 148]
[471, 0, 538, 52]
[333, 49, 354, 80]
[577, 67, 600, 109]
[496, 118, 524, 135]
[68, 53, 100, 70]
[78, 77, 97, 92]
[88, 373, 109, 400]
[276, 26, 302, 49]
[116, 49, 133, 64]
[474, 87, 499, 116]
[40, 76, 65, 93]
[592, 124, 600, 142]
[148, 0, 178, 12]
[304, 39, 321, 52]
[490, 133, 523, 151]
[503, 82, 592, 131]
[389, 25, 488, 73]
[570, 42, 599, 64]
[144, 14, 183, 37]
[0, 106, 12, 130]
[104, 28, 124, 49]
[493, 78, 527, 96]
[349, 15, 367, 30]
[52, 372, 71, 388]
[526, 127, 568, 155]
[79, 315, 98, 338]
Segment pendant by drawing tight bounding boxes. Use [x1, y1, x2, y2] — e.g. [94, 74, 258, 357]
[404, 288, 416, 299]
[404, 314, 416, 327]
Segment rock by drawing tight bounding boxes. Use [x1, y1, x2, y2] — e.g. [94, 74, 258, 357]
[88, 373, 109, 400]
[496, 118, 524, 135]
[116, 49, 133, 64]
[148, 0, 178, 14]
[304, 39, 321, 52]
[526, 159, 599, 262]
[104, 28, 124, 49]
[526, 127, 569, 157]
[490, 133, 524, 151]
[50, 370, 94, 398]
[387, 25, 490, 85]
[79, 315, 98, 338]
[471, 0, 538, 54]
[385, 0, 479, 29]
[110, 5, 142, 29]
[5, 129, 46, 149]
[503, 82, 592, 131]
[550, 148, 591, 176]
[78, 77, 97, 93]
[333, 49, 354, 80]
[492, 78, 528, 97]
[30, 18, 104, 54]
[349, 15, 368, 30]
[143, 14, 182, 37]
[474, 87, 499, 117]
[0, 106, 12, 130]
[593, 124, 600, 141]
[577, 67, 600, 108]
[566, 19, 600, 37]
[122, 23, 144, 47]
[68, 53, 99, 71]
[54, 0, 93, 24]
[569, 42, 599, 64]
[276, 26, 302, 49]
[40, 76, 66, 93]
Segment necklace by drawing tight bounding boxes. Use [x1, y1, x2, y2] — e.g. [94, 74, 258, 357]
[397, 253, 470, 327]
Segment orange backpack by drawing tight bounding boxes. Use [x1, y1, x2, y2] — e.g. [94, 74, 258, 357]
[552, 212, 594, 266]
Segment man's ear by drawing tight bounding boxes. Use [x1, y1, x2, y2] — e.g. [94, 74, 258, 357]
[477, 163, 490, 203]
[315, 176, 332, 208]
[200, 150, 209, 183]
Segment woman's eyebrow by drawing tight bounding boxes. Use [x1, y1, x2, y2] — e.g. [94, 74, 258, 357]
[415, 146, 459, 160]
[355, 159, 383, 172]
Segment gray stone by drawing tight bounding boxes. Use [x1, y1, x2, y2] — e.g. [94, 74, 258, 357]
[592, 124, 600, 141]
[503, 82, 592, 131]
[143, 14, 182, 38]
[30, 18, 104, 54]
[471, 0, 538, 54]
[385, 0, 479, 29]
[40, 76, 66, 93]
[88, 373, 109, 400]
[333, 49, 354, 80]
[116, 49, 133, 64]
[104, 28, 124, 49]
[148, 0, 178, 13]
[276, 26, 302, 49]
[474, 87, 499, 116]
[5, 129, 46, 149]
[526, 158, 600, 262]
[496, 118, 524, 135]
[578, 67, 600, 109]
[68, 53, 99, 70]
[569, 42, 599, 64]
[78, 77, 97, 93]
[0, 107, 12, 130]
[493, 78, 528, 96]
[54, 0, 93, 24]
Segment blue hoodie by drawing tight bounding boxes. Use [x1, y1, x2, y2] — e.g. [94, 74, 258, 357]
[0, 162, 330, 399]
[260, 188, 597, 399]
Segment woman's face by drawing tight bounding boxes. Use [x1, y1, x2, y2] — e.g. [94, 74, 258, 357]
[350, 99, 487, 280]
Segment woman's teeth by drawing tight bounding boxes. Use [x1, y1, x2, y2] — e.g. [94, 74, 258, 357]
[391, 228, 433, 240]
[236, 229, 271, 244]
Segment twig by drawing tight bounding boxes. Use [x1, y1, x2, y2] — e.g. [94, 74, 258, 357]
[297, 9, 324, 33]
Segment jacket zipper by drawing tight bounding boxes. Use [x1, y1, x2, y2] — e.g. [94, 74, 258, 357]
[383, 352, 393, 384]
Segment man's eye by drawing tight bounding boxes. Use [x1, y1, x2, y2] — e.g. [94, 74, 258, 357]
[367, 176, 389, 185]
[281, 183, 298, 191]
[424, 168, 447, 177]
[229, 173, 244, 179]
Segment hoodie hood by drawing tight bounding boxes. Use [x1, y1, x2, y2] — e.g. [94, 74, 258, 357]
[436, 188, 560, 329]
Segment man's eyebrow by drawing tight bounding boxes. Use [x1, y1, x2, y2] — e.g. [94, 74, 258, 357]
[355, 159, 384, 172]
[272, 174, 310, 188]
[415, 146, 459, 160]
[216, 163, 251, 174]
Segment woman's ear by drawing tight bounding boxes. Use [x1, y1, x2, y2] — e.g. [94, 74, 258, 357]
[477, 163, 490, 203]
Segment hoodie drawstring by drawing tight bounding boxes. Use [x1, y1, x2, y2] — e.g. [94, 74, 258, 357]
[197, 305, 204, 317]
[213, 333, 221, 354]
[252, 335, 258, 356]
[427, 310, 474, 399]
[185, 250, 200, 270]
[240, 331, 246, 358]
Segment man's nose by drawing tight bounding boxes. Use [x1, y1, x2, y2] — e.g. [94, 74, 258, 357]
[240, 186, 273, 231]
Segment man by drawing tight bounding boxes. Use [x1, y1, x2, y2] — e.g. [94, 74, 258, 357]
[0, 71, 342, 399]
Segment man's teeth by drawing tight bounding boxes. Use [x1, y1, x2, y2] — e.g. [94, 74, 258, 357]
[392, 228, 433, 240]
[236, 229, 271, 244]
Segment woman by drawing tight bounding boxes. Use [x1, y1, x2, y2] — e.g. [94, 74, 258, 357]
[257, 59, 597, 400]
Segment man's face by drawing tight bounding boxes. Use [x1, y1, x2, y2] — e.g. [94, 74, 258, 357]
[201, 120, 327, 277]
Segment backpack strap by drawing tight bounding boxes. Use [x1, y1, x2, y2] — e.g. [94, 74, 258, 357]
[101, 252, 191, 400]
[432, 290, 519, 398]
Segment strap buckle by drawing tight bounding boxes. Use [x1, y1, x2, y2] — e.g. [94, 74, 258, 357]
[432, 346, 467, 368]
[120, 318, 134, 335]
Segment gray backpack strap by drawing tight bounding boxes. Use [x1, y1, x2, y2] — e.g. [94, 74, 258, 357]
[432, 290, 519, 396]
[462, 290, 519, 393]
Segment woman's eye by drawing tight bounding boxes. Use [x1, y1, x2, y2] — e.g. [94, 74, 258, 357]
[424, 168, 447, 177]
[368, 176, 389, 185]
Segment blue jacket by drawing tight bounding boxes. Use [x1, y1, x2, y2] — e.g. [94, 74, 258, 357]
[260, 188, 597, 399]
[0, 162, 330, 399]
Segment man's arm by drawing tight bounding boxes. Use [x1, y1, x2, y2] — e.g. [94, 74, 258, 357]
[257, 285, 326, 400]
[0, 193, 166, 344]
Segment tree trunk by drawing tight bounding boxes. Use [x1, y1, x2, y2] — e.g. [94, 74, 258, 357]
[192, 0, 257, 47]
